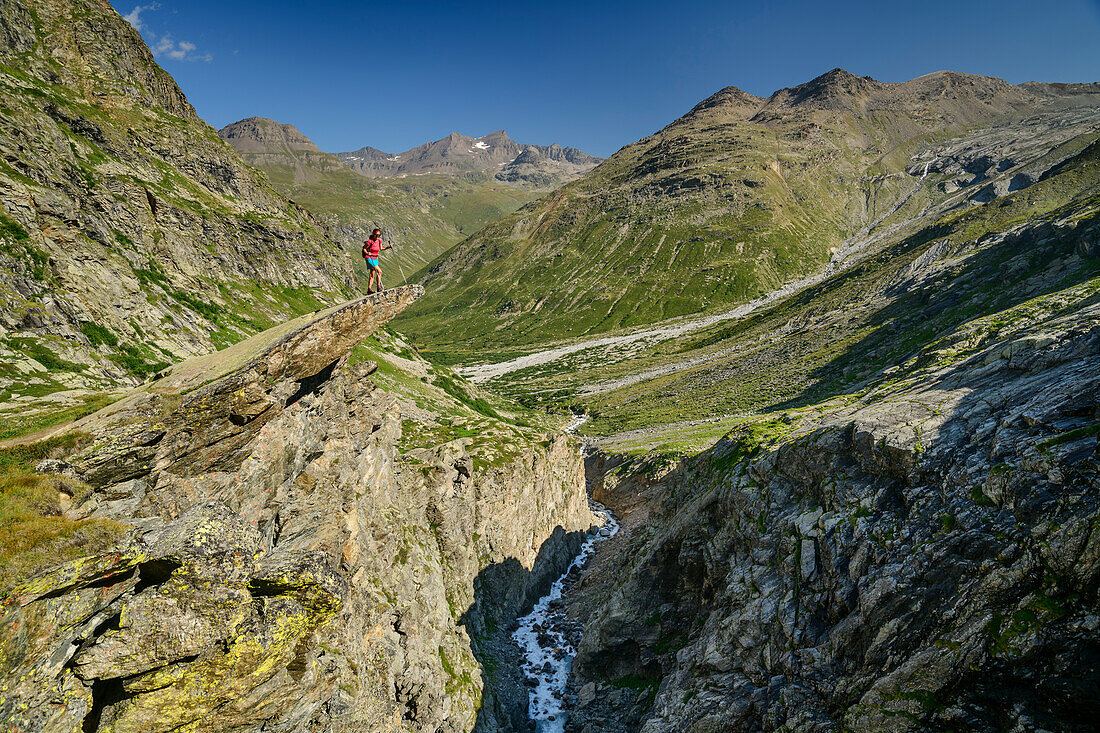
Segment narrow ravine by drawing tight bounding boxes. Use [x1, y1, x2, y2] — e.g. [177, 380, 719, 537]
[513, 500, 619, 731]
[509, 416, 620, 731]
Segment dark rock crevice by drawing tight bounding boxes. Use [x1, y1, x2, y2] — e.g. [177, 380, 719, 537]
[82, 676, 127, 733]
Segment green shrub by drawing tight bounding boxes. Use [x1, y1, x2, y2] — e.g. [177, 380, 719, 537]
[133, 261, 220, 322]
[0, 213, 30, 242]
[79, 321, 118, 348]
[434, 372, 502, 420]
[109, 343, 169, 379]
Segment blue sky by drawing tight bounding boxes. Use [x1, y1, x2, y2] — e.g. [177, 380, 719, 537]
[110, 1, 1100, 158]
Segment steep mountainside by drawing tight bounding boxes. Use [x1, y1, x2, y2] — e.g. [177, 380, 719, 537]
[472, 118, 1100, 438]
[394, 70, 1100, 355]
[0, 287, 599, 731]
[220, 117, 544, 280]
[339, 129, 602, 185]
[447, 74, 1099, 733]
[2, 3, 1097, 729]
[0, 0, 355, 424]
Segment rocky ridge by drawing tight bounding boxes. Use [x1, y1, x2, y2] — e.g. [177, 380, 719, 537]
[561, 242, 1100, 730]
[1, 285, 598, 731]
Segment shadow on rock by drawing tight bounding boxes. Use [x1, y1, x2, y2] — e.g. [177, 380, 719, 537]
[461, 525, 592, 732]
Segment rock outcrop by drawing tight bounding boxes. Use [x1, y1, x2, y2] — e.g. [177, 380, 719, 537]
[496, 144, 603, 187]
[2, 286, 597, 731]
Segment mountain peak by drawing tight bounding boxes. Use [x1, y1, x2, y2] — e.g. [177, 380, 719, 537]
[754, 68, 883, 116]
[787, 68, 881, 104]
[687, 86, 766, 117]
[338, 128, 599, 180]
[219, 118, 322, 154]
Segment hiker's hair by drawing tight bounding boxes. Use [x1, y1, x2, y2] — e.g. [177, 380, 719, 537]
[372, 228, 381, 236]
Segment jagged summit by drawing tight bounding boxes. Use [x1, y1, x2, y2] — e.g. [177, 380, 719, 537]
[750, 68, 1057, 124]
[760, 67, 883, 112]
[337, 129, 602, 184]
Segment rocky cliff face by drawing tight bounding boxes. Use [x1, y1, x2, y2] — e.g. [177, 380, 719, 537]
[1, 286, 596, 731]
[0, 0, 355, 407]
[496, 143, 602, 187]
[559, 225, 1100, 730]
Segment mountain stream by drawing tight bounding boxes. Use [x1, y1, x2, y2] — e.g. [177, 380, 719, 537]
[512, 417, 620, 731]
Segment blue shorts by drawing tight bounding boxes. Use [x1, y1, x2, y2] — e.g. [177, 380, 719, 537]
[365, 258, 379, 268]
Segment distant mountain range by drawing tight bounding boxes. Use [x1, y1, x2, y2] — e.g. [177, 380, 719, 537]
[217, 118, 577, 278]
[338, 130, 602, 185]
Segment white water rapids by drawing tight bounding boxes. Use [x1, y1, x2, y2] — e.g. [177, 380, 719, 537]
[512, 417, 620, 731]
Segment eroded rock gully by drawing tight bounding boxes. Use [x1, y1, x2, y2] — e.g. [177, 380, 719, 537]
[559, 300, 1100, 731]
[1, 287, 597, 732]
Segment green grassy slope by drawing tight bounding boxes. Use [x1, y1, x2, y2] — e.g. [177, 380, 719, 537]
[504, 137, 1100, 438]
[394, 71, 1097, 357]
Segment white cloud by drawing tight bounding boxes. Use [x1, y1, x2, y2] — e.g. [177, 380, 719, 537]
[123, 4, 157, 32]
[124, 5, 211, 63]
[154, 33, 212, 63]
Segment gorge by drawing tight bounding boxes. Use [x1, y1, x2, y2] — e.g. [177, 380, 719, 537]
[1, 0, 1098, 731]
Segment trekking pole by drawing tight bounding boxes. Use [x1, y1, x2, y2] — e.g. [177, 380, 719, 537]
[387, 229, 407, 286]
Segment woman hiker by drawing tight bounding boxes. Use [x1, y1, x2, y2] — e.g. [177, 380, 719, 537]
[362, 228, 392, 294]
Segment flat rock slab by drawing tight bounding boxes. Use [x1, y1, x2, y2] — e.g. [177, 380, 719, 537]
[30, 286, 423, 444]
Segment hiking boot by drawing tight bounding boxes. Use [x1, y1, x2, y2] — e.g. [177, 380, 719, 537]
[367, 289, 375, 295]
